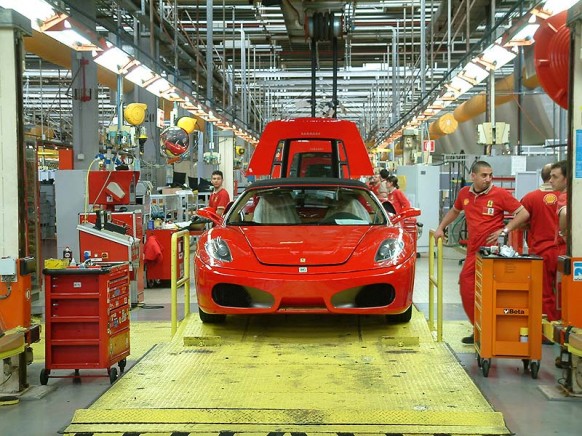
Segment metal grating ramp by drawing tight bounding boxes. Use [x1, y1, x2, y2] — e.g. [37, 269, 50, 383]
[64, 309, 510, 435]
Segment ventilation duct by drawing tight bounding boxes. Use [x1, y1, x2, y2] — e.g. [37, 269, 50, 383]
[429, 113, 458, 140]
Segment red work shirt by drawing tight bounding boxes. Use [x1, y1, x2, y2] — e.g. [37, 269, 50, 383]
[520, 183, 560, 254]
[386, 189, 411, 214]
[208, 188, 230, 212]
[555, 191, 567, 254]
[454, 185, 523, 254]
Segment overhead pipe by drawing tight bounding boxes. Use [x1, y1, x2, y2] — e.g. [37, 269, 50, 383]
[429, 68, 540, 140]
[451, 70, 539, 124]
[429, 113, 458, 140]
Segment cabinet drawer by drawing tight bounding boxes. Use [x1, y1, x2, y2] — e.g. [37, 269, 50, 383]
[50, 298, 99, 317]
[50, 344, 99, 366]
[50, 275, 100, 294]
[50, 322, 99, 340]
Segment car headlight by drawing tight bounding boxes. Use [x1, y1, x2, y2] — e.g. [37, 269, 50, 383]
[205, 237, 232, 262]
[375, 238, 405, 262]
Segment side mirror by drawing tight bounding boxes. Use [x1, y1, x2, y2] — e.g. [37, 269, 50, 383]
[195, 207, 224, 226]
[391, 207, 421, 224]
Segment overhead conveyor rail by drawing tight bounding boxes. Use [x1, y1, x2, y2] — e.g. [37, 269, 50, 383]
[64, 311, 510, 436]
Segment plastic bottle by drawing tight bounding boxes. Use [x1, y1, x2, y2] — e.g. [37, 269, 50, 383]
[497, 231, 507, 247]
[520, 327, 529, 343]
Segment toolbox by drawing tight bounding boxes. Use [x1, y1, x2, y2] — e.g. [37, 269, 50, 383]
[41, 262, 131, 384]
[474, 253, 543, 378]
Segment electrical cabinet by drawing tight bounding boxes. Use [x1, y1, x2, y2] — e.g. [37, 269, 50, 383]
[397, 165, 440, 253]
[41, 263, 130, 384]
[474, 254, 543, 378]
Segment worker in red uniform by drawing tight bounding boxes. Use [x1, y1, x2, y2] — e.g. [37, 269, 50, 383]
[520, 164, 561, 321]
[434, 161, 530, 343]
[385, 175, 411, 214]
[549, 160, 568, 253]
[208, 170, 231, 216]
[549, 160, 568, 367]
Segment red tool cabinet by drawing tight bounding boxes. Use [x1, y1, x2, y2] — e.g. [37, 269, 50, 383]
[41, 263, 131, 384]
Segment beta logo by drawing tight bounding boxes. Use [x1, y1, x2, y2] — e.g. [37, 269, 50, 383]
[503, 308, 525, 315]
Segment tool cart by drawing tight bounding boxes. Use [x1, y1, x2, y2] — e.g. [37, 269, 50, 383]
[474, 253, 543, 378]
[41, 262, 130, 384]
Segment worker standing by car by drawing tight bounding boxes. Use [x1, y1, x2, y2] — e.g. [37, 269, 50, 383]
[520, 163, 561, 322]
[433, 160, 530, 344]
[377, 168, 390, 202]
[368, 168, 381, 196]
[208, 170, 231, 216]
[385, 175, 411, 214]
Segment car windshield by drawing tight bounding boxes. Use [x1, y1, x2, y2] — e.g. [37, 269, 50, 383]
[226, 186, 387, 226]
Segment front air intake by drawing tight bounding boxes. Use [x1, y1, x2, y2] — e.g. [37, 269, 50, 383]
[354, 284, 395, 308]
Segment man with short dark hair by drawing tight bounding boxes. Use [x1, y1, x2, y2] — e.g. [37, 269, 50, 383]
[550, 160, 568, 249]
[434, 160, 530, 344]
[520, 163, 561, 321]
[208, 170, 231, 216]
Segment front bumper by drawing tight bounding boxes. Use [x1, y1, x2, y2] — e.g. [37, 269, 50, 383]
[195, 255, 416, 315]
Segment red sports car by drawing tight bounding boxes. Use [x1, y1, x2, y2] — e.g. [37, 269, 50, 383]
[194, 177, 420, 323]
[194, 117, 420, 323]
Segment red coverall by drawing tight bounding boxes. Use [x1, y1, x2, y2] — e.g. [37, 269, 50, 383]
[520, 185, 561, 320]
[455, 185, 523, 324]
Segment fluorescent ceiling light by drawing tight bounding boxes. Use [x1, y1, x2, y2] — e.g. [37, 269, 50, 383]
[445, 76, 473, 98]
[145, 77, 173, 97]
[0, 0, 55, 25]
[506, 23, 540, 46]
[458, 62, 489, 85]
[45, 28, 96, 51]
[539, 0, 579, 16]
[476, 44, 517, 70]
[93, 44, 132, 73]
[125, 64, 156, 86]
[161, 87, 185, 102]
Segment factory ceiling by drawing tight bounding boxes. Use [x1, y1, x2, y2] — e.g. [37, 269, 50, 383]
[21, 0, 530, 144]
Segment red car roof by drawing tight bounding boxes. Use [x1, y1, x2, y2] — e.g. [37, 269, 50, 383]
[247, 118, 374, 177]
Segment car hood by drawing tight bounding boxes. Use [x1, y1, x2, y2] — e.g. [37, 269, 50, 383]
[241, 226, 370, 266]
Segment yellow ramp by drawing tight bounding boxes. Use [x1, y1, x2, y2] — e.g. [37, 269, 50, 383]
[64, 309, 510, 435]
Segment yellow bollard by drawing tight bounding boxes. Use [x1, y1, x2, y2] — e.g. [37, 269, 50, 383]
[170, 230, 191, 336]
[428, 229, 444, 342]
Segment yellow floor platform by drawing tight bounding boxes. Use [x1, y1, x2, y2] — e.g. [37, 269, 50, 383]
[64, 309, 509, 435]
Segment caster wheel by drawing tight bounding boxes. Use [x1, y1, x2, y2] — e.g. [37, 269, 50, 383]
[476, 354, 482, 368]
[40, 368, 50, 385]
[109, 367, 118, 384]
[482, 359, 490, 377]
[530, 361, 540, 379]
[522, 359, 530, 372]
[118, 358, 127, 373]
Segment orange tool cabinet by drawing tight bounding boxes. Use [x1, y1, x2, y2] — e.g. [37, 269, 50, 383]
[41, 263, 130, 385]
[474, 253, 543, 378]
